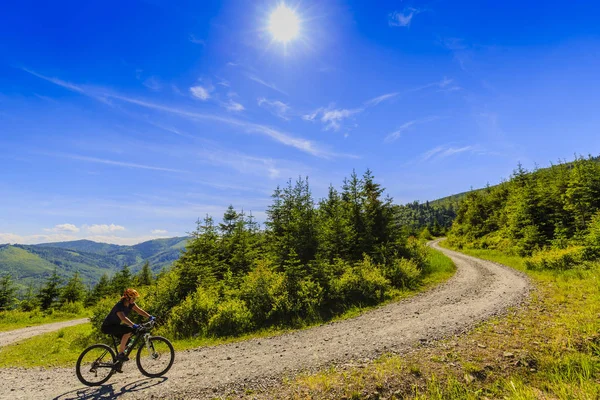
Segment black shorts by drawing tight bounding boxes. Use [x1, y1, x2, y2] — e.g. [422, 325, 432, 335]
[101, 324, 134, 338]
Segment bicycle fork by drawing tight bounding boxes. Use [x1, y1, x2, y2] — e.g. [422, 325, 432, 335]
[144, 333, 158, 359]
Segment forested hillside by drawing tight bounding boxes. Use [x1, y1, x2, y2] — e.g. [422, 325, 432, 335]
[0, 237, 189, 291]
[448, 156, 600, 267]
[86, 170, 443, 340]
[393, 200, 457, 237]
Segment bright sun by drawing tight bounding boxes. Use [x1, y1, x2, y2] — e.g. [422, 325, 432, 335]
[269, 4, 300, 43]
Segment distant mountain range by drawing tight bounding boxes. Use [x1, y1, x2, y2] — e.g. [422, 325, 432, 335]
[0, 237, 189, 289]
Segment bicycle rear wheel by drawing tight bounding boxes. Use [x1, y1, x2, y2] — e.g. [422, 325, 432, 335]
[76, 343, 117, 386]
[136, 336, 175, 378]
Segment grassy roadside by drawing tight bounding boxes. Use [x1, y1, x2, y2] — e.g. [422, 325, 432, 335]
[0, 247, 455, 369]
[247, 241, 600, 399]
[0, 308, 90, 332]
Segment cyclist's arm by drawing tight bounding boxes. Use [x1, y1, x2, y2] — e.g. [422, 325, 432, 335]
[132, 303, 150, 319]
[116, 311, 136, 328]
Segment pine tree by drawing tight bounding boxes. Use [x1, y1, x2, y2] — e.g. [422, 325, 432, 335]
[60, 271, 86, 304]
[19, 284, 38, 311]
[0, 274, 16, 311]
[111, 265, 132, 294]
[316, 185, 352, 263]
[88, 273, 112, 305]
[564, 157, 600, 234]
[174, 215, 220, 298]
[137, 262, 153, 286]
[341, 170, 363, 261]
[38, 268, 62, 310]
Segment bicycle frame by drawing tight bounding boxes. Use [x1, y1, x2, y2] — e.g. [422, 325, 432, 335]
[112, 321, 156, 361]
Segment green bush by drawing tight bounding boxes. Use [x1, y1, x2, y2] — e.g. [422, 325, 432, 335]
[384, 258, 421, 289]
[586, 211, 600, 247]
[58, 301, 85, 315]
[167, 286, 219, 338]
[145, 269, 182, 321]
[524, 247, 586, 271]
[90, 297, 118, 340]
[419, 227, 433, 241]
[294, 278, 323, 321]
[405, 237, 429, 269]
[239, 261, 288, 325]
[331, 256, 390, 306]
[207, 298, 253, 337]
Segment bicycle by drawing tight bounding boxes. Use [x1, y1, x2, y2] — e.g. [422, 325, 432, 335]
[75, 320, 175, 386]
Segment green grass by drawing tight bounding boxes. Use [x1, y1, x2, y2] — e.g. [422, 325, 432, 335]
[0, 248, 456, 369]
[0, 323, 93, 368]
[259, 242, 600, 400]
[0, 308, 90, 332]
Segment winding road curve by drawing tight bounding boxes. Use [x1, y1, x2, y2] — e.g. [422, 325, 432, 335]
[0, 240, 530, 399]
[0, 318, 89, 348]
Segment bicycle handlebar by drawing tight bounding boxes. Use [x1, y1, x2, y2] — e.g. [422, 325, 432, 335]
[136, 319, 156, 332]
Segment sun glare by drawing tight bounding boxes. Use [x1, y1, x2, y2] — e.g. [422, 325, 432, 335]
[269, 4, 300, 43]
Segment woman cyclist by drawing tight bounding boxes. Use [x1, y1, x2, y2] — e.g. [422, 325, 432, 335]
[101, 288, 154, 367]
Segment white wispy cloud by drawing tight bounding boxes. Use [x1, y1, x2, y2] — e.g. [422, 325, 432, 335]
[364, 92, 399, 107]
[305, 78, 456, 132]
[44, 223, 80, 233]
[321, 108, 362, 131]
[420, 144, 486, 162]
[142, 76, 162, 91]
[0, 232, 77, 245]
[21, 68, 85, 94]
[41, 152, 188, 173]
[222, 99, 245, 112]
[385, 116, 441, 142]
[388, 8, 420, 27]
[151, 229, 168, 234]
[190, 85, 211, 100]
[246, 74, 287, 95]
[258, 97, 290, 120]
[197, 147, 282, 179]
[188, 34, 206, 45]
[22, 69, 350, 158]
[303, 106, 362, 131]
[84, 224, 126, 234]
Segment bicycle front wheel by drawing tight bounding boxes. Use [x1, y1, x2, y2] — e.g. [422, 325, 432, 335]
[76, 344, 116, 386]
[136, 336, 175, 378]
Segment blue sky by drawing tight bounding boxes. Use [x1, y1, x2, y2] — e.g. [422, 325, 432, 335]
[1, 0, 599, 245]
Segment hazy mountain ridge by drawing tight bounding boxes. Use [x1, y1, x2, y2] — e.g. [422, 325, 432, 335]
[0, 237, 190, 288]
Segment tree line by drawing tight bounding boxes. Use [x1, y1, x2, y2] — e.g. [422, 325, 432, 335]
[0, 262, 154, 312]
[86, 170, 434, 339]
[448, 155, 600, 269]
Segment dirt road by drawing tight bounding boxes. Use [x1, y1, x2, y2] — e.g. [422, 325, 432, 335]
[0, 318, 89, 348]
[0, 240, 530, 399]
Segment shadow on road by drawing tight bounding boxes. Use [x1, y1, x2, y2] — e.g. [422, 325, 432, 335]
[52, 377, 167, 400]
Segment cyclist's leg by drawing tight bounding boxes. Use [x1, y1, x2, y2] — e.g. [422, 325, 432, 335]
[102, 325, 133, 355]
[119, 333, 132, 354]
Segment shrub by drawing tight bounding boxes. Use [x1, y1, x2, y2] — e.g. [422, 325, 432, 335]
[331, 256, 390, 306]
[167, 286, 219, 338]
[524, 247, 585, 271]
[294, 278, 323, 321]
[586, 211, 600, 247]
[405, 237, 429, 269]
[384, 258, 421, 289]
[144, 269, 182, 321]
[90, 297, 118, 340]
[58, 301, 85, 315]
[419, 227, 433, 241]
[239, 261, 288, 325]
[207, 298, 253, 337]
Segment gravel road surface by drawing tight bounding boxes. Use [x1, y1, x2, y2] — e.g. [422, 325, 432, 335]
[0, 318, 89, 348]
[0, 240, 530, 399]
